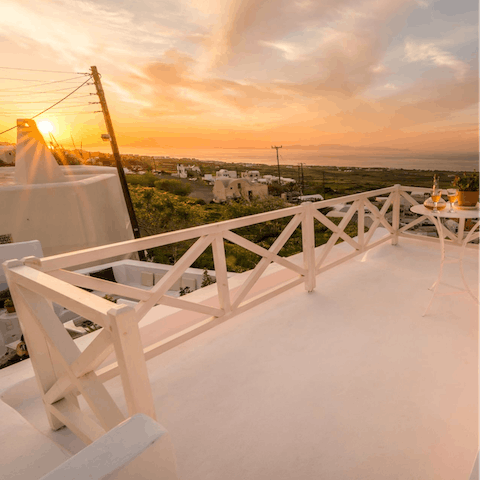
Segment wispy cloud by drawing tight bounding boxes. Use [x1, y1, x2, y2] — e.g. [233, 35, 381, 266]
[0, 0, 477, 152]
[404, 39, 470, 79]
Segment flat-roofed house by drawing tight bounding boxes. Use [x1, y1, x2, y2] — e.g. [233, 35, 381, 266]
[213, 178, 268, 202]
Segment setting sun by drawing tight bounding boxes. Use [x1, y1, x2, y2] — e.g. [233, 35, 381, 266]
[37, 120, 54, 135]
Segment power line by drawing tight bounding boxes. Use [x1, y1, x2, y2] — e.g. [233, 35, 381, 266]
[0, 86, 96, 97]
[0, 76, 91, 93]
[0, 66, 89, 75]
[1, 102, 99, 112]
[1, 94, 95, 104]
[0, 76, 92, 135]
[48, 102, 100, 109]
[0, 77, 82, 82]
[0, 111, 101, 116]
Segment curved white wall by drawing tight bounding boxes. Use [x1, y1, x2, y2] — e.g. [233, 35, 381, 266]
[0, 167, 134, 257]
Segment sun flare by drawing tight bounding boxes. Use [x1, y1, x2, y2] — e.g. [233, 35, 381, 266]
[37, 120, 54, 135]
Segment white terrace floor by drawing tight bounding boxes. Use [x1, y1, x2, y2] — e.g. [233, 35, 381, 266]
[1, 231, 478, 480]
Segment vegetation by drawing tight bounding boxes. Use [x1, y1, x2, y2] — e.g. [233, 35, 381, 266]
[0, 289, 11, 309]
[126, 173, 157, 187]
[452, 172, 479, 191]
[129, 185, 362, 273]
[179, 286, 192, 296]
[4, 298, 14, 309]
[119, 154, 475, 274]
[154, 179, 191, 196]
[201, 268, 216, 287]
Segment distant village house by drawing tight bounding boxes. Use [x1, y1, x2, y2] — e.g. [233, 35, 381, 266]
[213, 178, 268, 203]
[173, 164, 202, 178]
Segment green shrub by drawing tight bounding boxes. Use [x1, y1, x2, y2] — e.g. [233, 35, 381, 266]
[201, 268, 216, 287]
[453, 172, 479, 191]
[0, 289, 11, 308]
[126, 173, 157, 187]
[154, 179, 191, 196]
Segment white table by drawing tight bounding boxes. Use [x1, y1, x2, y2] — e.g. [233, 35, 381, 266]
[410, 204, 479, 315]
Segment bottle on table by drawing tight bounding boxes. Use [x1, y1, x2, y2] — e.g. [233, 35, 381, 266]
[432, 174, 441, 213]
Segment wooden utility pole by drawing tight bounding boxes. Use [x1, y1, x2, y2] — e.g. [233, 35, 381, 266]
[271, 145, 282, 185]
[297, 163, 305, 195]
[90, 66, 145, 260]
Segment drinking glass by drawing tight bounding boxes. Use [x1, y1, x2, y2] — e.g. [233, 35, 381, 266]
[446, 188, 457, 213]
[431, 188, 441, 213]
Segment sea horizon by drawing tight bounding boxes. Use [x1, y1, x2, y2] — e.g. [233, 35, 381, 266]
[88, 146, 479, 172]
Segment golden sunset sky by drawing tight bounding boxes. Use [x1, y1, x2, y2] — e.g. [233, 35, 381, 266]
[0, 0, 478, 153]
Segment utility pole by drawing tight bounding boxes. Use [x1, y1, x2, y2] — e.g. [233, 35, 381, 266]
[298, 162, 305, 194]
[271, 145, 282, 185]
[90, 66, 145, 260]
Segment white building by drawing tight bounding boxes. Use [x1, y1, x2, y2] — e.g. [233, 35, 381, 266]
[213, 177, 268, 202]
[241, 170, 260, 181]
[216, 169, 237, 179]
[260, 175, 296, 185]
[174, 164, 202, 178]
[0, 119, 133, 257]
[203, 173, 214, 183]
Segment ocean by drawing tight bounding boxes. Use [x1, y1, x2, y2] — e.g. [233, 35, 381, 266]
[91, 147, 479, 172]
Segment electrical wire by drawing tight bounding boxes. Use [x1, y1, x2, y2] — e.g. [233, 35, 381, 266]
[0, 76, 92, 135]
[0, 66, 89, 75]
[0, 111, 101, 116]
[0, 76, 90, 93]
[0, 77, 76, 82]
[1, 105, 99, 113]
[45, 102, 100, 109]
[0, 86, 95, 97]
[1, 94, 95, 104]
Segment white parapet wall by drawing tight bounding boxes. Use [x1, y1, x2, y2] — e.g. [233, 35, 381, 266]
[0, 120, 134, 257]
[0, 171, 133, 257]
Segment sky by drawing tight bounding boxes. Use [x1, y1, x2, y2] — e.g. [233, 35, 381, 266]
[0, 0, 478, 154]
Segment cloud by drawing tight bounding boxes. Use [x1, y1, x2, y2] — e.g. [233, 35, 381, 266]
[0, 0, 477, 153]
[0, 0, 189, 69]
[404, 39, 470, 79]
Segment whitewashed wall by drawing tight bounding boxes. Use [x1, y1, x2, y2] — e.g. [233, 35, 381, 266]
[0, 168, 133, 257]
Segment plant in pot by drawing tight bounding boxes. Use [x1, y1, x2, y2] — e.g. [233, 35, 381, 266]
[4, 298, 15, 314]
[452, 172, 479, 207]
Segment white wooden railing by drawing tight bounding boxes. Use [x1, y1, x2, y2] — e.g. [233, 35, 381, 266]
[2, 185, 477, 444]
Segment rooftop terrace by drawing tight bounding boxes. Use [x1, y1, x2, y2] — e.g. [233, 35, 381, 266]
[1, 185, 478, 479]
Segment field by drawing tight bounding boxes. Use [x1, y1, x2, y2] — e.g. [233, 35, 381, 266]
[118, 152, 458, 198]
[121, 154, 462, 273]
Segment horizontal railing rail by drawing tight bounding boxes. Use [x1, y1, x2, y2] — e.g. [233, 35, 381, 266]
[3, 184, 478, 444]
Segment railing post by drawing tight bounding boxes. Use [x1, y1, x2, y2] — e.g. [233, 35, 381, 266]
[212, 233, 231, 313]
[357, 198, 365, 251]
[108, 305, 157, 420]
[391, 184, 401, 245]
[302, 202, 316, 292]
[3, 259, 76, 430]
